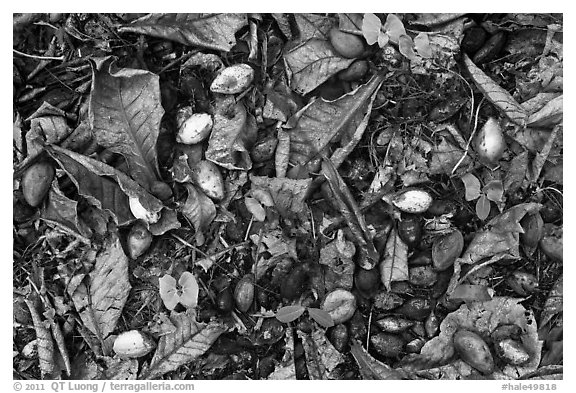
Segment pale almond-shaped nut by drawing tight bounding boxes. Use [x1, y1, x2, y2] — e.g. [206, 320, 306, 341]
[453, 329, 494, 374]
[392, 188, 433, 214]
[113, 330, 156, 358]
[475, 117, 506, 163]
[22, 339, 38, 359]
[210, 64, 254, 94]
[176, 113, 213, 145]
[375, 316, 414, 333]
[191, 160, 225, 201]
[495, 338, 530, 365]
[321, 289, 357, 325]
[129, 197, 160, 224]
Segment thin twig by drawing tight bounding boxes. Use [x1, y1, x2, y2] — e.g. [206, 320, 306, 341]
[451, 97, 485, 175]
[13, 48, 65, 61]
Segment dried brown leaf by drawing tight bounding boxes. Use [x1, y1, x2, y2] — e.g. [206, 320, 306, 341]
[139, 311, 227, 379]
[24, 299, 55, 379]
[379, 227, 409, 290]
[69, 234, 131, 344]
[293, 13, 333, 42]
[284, 39, 355, 95]
[287, 74, 384, 171]
[463, 54, 527, 125]
[206, 96, 257, 170]
[298, 329, 344, 380]
[118, 14, 247, 52]
[338, 13, 364, 35]
[89, 57, 163, 191]
[350, 339, 406, 379]
[322, 159, 379, 269]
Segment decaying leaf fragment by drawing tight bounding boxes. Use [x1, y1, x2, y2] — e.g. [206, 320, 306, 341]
[24, 299, 55, 379]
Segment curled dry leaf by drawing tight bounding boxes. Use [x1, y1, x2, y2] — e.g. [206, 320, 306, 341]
[179, 183, 216, 246]
[47, 145, 164, 227]
[206, 96, 257, 170]
[298, 328, 344, 379]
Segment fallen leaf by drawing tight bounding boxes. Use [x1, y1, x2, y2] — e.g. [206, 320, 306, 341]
[400, 297, 541, 378]
[475, 194, 491, 220]
[159, 272, 199, 310]
[205, 95, 257, 170]
[244, 196, 266, 222]
[409, 13, 466, 27]
[268, 327, 296, 380]
[69, 234, 131, 343]
[322, 159, 379, 270]
[25, 298, 55, 378]
[461, 173, 481, 201]
[250, 175, 311, 218]
[275, 305, 305, 323]
[284, 39, 355, 95]
[286, 73, 383, 172]
[139, 311, 227, 379]
[319, 231, 355, 292]
[293, 13, 333, 42]
[449, 284, 493, 303]
[298, 328, 344, 379]
[180, 183, 216, 246]
[350, 339, 406, 379]
[338, 13, 364, 35]
[118, 14, 247, 52]
[539, 274, 562, 328]
[89, 57, 163, 191]
[463, 54, 527, 125]
[379, 227, 409, 291]
[47, 145, 164, 226]
[41, 182, 92, 240]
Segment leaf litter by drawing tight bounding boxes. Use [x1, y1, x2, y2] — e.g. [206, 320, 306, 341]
[13, 12, 562, 381]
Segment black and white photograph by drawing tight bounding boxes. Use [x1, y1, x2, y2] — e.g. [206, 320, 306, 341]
[12, 12, 563, 384]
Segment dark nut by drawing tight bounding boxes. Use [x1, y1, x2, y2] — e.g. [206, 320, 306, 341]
[409, 266, 438, 288]
[150, 181, 173, 201]
[520, 212, 544, 248]
[321, 289, 357, 325]
[398, 216, 423, 249]
[127, 221, 153, 259]
[506, 271, 538, 296]
[453, 329, 494, 374]
[370, 333, 405, 358]
[234, 274, 255, 312]
[328, 324, 349, 352]
[280, 264, 309, 300]
[354, 267, 380, 296]
[329, 28, 366, 58]
[22, 161, 55, 207]
[432, 229, 464, 271]
[397, 297, 432, 321]
[216, 288, 234, 313]
[338, 60, 369, 81]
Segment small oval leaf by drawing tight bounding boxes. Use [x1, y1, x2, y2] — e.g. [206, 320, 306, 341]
[461, 173, 481, 201]
[483, 180, 504, 203]
[307, 307, 335, 328]
[476, 194, 491, 220]
[159, 275, 179, 311]
[275, 305, 306, 323]
[178, 272, 199, 308]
